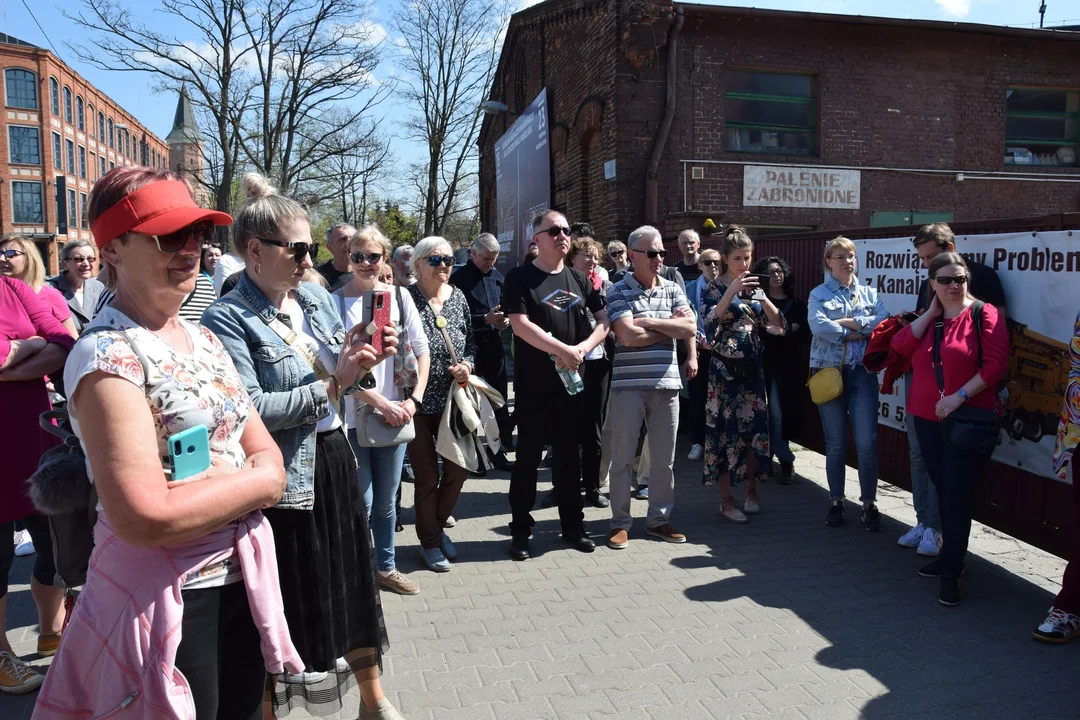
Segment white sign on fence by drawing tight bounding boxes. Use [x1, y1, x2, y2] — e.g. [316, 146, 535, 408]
[743, 165, 861, 209]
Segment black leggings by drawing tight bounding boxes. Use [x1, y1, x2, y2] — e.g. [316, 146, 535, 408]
[0, 514, 56, 599]
[174, 582, 267, 720]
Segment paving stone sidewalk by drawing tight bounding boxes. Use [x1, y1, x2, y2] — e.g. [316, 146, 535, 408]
[4, 442, 1078, 719]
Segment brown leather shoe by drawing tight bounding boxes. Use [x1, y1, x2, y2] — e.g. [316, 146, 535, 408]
[607, 529, 629, 550]
[646, 523, 687, 543]
[37, 632, 61, 657]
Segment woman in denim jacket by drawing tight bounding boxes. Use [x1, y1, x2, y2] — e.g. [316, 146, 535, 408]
[808, 236, 888, 532]
[201, 174, 405, 720]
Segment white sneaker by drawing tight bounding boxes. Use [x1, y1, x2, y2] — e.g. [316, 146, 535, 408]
[719, 504, 748, 523]
[917, 526, 942, 557]
[743, 496, 761, 514]
[281, 669, 328, 684]
[687, 444, 703, 461]
[13, 530, 33, 557]
[897, 523, 924, 548]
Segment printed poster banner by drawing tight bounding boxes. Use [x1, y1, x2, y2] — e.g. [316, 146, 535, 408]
[855, 230, 1077, 483]
[494, 88, 550, 268]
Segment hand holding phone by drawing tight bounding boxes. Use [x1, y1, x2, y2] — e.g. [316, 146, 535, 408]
[901, 311, 920, 323]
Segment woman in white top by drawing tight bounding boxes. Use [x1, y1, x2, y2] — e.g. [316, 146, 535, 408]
[340, 225, 430, 596]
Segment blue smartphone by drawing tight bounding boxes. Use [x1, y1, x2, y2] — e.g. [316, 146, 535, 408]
[168, 425, 211, 481]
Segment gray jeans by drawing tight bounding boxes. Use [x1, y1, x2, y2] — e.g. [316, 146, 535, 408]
[906, 374, 940, 530]
[609, 389, 679, 531]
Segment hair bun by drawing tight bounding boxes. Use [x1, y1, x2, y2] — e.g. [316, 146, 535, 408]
[243, 172, 279, 202]
[725, 223, 745, 238]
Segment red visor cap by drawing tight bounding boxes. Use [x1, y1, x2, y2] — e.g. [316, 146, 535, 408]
[91, 180, 233, 250]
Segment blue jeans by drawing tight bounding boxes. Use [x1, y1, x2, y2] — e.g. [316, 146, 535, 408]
[816, 364, 879, 503]
[768, 376, 796, 464]
[905, 374, 940, 530]
[347, 429, 407, 573]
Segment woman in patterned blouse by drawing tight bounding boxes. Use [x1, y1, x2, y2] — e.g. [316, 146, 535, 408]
[406, 236, 476, 573]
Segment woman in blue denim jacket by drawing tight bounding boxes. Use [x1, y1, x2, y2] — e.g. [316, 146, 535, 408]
[808, 236, 888, 533]
[201, 174, 406, 720]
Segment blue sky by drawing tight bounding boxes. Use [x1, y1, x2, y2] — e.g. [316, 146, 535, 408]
[6, 0, 1076, 199]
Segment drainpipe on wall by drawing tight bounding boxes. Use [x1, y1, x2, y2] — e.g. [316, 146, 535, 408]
[644, 5, 684, 225]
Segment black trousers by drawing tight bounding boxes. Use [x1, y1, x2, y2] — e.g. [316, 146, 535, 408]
[0, 514, 55, 599]
[509, 386, 585, 539]
[474, 331, 512, 439]
[688, 348, 710, 446]
[581, 357, 612, 494]
[913, 416, 992, 580]
[174, 582, 267, 720]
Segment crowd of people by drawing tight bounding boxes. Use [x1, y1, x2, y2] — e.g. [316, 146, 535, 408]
[0, 164, 1078, 718]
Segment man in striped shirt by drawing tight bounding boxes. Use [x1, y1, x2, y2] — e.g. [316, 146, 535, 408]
[605, 225, 696, 549]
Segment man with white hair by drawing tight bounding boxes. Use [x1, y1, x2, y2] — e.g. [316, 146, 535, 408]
[674, 228, 703, 283]
[605, 225, 696, 549]
[319, 221, 356, 291]
[451, 233, 514, 471]
[392, 244, 417, 286]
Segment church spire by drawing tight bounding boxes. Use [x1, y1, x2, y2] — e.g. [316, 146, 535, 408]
[165, 84, 203, 145]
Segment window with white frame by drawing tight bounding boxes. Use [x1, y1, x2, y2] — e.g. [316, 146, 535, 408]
[63, 86, 72, 123]
[52, 132, 61, 170]
[79, 146, 87, 179]
[49, 77, 59, 114]
[65, 138, 75, 174]
[67, 187, 77, 231]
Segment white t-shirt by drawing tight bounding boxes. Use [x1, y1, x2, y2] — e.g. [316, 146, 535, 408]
[213, 253, 245, 294]
[281, 295, 342, 434]
[63, 307, 252, 588]
[337, 286, 429, 428]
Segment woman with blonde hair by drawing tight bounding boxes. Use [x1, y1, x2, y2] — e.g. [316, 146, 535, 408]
[808, 236, 888, 531]
[0, 234, 76, 336]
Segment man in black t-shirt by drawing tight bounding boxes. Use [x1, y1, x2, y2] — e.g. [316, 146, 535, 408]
[317, 222, 355, 291]
[673, 229, 702, 283]
[502, 209, 610, 560]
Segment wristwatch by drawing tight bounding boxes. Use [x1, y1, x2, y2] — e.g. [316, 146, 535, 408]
[407, 394, 422, 406]
[957, 388, 969, 402]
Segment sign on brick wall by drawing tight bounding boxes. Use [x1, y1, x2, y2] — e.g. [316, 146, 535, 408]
[743, 165, 861, 209]
[494, 89, 550, 267]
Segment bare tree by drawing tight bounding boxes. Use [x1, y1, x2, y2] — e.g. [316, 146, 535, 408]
[392, 0, 508, 236]
[66, 0, 253, 217]
[299, 111, 390, 223]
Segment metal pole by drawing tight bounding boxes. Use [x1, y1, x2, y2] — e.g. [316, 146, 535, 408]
[1040, 2, 1047, 28]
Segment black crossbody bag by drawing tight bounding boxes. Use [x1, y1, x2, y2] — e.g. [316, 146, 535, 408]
[932, 300, 999, 455]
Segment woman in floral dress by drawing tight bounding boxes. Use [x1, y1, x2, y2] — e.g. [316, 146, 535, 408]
[701, 226, 786, 523]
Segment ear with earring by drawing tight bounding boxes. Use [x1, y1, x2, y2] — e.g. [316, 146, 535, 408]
[254, 263, 262, 275]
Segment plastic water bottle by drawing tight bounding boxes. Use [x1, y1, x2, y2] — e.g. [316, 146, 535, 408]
[548, 333, 584, 395]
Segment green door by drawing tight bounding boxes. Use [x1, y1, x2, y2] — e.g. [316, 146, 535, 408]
[869, 211, 953, 228]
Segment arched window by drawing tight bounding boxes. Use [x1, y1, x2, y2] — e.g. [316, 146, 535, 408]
[98, 111, 105, 143]
[63, 86, 72, 123]
[76, 96, 84, 131]
[107, 118, 113, 149]
[87, 103, 94, 135]
[49, 77, 58, 114]
[5, 69, 38, 109]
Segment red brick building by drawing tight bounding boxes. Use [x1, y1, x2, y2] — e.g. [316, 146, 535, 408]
[478, 2, 1080, 257]
[0, 33, 170, 273]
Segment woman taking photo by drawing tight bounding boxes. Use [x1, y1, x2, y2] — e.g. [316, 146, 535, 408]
[339, 225, 430, 596]
[701, 226, 786, 523]
[891, 252, 1008, 607]
[201, 174, 404, 720]
[0, 235, 77, 336]
[808, 237, 889, 531]
[0, 276, 73, 696]
[406, 236, 475, 573]
[752, 256, 808, 483]
[34, 167, 299, 718]
[47, 240, 106, 335]
[686, 248, 721, 462]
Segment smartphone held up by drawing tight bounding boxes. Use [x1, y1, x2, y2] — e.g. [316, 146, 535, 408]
[349, 290, 392, 352]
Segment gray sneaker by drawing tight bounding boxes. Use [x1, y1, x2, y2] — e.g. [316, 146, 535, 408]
[359, 697, 406, 720]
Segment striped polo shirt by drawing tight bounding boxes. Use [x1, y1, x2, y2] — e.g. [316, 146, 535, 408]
[606, 272, 689, 391]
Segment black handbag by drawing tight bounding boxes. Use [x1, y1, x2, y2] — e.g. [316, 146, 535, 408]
[932, 301, 999, 456]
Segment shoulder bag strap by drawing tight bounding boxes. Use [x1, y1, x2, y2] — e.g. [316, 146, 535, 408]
[932, 318, 946, 399]
[970, 300, 984, 368]
[396, 285, 406, 328]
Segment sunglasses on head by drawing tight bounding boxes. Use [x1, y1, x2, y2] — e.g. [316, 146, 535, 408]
[153, 221, 216, 253]
[427, 255, 455, 268]
[350, 251, 383, 265]
[631, 248, 667, 259]
[258, 237, 320, 263]
[1, 248, 27, 259]
[933, 275, 968, 286]
[537, 226, 571, 238]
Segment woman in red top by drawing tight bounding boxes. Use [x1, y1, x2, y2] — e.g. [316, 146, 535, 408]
[891, 252, 1009, 607]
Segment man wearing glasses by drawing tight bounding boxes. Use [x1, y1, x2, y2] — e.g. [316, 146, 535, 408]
[502, 210, 610, 560]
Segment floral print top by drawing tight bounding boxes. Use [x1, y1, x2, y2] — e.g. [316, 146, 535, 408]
[407, 283, 476, 415]
[701, 281, 786, 365]
[1053, 309, 1080, 478]
[64, 306, 252, 476]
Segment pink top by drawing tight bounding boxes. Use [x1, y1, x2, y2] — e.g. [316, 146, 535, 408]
[34, 512, 304, 720]
[891, 302, 1009, 421]
[37, 284, 72, 325]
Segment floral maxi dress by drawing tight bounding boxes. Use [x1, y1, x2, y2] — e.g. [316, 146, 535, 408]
[701, 281, 786, 486]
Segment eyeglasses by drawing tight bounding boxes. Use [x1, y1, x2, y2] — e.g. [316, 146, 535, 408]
[426, 255, 455, 268]
[701, 260, 719, 267]
[631, 248, 667, 259]
[609, 250, 625, 258]
[67, 255, 96, 265]
[1, 249, 27, 260]
[537, 226, 571, 238]
[154, 221, 216, 253]
[933, 275, 969, 286]
[258, 237, 320, 263]
[350, 251, 383, 265]
[829, 253, 857, 263]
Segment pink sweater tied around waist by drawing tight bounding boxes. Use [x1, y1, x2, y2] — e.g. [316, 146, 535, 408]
[33, 511, 304, 719]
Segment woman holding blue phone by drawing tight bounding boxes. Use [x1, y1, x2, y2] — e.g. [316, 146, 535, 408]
[202, 174, 406, 720]
[35, 167, 299, 720]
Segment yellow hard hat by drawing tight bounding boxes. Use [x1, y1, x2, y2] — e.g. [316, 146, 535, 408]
[702, 218, 717, 229]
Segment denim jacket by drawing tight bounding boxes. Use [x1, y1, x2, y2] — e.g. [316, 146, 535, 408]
[201, 273, 357, 510]
[808, 274, 888, 370]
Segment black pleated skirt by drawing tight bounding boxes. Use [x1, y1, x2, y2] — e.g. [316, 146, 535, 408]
[263, 428, 389, 713]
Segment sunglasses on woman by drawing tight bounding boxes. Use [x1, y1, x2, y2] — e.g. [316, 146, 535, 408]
[1, 249, 26, 259]
[933, 275, 968, 286]
[700, 259, 719, 267]
[350, 251, 382, 265]
[631, 248, 667, 259]
[153, 221, 216, 253]
[426, 255, 455, 268]
[609, 250, 625, 258]
[258, 237, 320, 263]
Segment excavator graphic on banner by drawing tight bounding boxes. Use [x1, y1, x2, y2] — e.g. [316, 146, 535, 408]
[1000, 319, 1070, 444]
